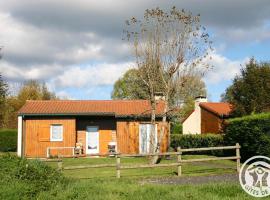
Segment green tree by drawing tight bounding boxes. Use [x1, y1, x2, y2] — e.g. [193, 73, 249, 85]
[16, 80, 57, 107]
[222, 58, 270, 116]
[176, 75, 207, 118]
[111, 69, 148, 99]
[3, 80, 57, 128]
[0, 74, 8, 104]
[0, 73, 8, 128]
[112, 69, 206, 120]
[41, 83, 56, 100]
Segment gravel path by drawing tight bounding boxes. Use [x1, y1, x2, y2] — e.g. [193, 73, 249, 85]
[140, 173, 238, 185]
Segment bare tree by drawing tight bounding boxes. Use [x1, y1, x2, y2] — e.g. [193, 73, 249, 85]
[125, 7, 212, 163]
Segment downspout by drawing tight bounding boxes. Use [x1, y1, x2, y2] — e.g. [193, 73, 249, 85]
[17, 115, 23, 157]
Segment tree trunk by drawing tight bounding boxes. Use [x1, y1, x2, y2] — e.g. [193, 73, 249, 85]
[152, 92, 169, 164]
[149, 97, 157, 164]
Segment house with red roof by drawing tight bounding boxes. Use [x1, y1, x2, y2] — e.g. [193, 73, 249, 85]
[17, 100, 169, 158]
[182, 96, 232, 134]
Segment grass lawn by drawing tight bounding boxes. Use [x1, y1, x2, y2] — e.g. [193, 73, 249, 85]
[0, 129, 258, 199]
[0, 129, 17, 152]
[38, 156, 254, 200]
[37, 178, 255, 200]
[46, 155, 238, 179]
[0, 153, 257, 199]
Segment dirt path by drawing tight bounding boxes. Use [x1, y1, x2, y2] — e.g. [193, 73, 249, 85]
[140, 173, 238, 185]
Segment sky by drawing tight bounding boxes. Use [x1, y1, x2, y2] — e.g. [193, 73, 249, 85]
[0, 0, 269, 101]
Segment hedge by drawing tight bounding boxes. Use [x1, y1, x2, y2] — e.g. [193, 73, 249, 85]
[170, 134, 224, 156]
[224, 112, 270, 161]
[0, 129, 17, 152]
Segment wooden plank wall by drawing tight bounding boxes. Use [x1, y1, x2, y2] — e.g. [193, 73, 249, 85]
[24, 118, 76, 157]
[116, 121, 130, 154]
[201, 108, 222, 133]
[116, 121, 169, 154]
[99, 130, 113, 154]
[157, 122, 169, 152]
[24, 116, 169, 157]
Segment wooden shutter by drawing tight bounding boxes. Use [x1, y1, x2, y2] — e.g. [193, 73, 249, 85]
[38, 126, 50, 142]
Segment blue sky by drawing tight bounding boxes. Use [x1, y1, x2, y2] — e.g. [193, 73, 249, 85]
[0, 0, 269, 102]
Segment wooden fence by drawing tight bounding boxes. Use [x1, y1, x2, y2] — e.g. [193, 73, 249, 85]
[52, 143, 241, 178]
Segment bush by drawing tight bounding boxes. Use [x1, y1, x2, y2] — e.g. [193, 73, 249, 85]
[224, 112, 270, 161]
[0, 154, 68, 199]
[171, 121, 182, 134]
[170, 134, 224, 156]
[0, 129, 17, 152]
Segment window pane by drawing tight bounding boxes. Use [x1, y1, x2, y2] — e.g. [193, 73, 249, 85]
[51, 125, 63, 141]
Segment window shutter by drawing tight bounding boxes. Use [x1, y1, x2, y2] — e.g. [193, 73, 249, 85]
[38, 126, 50, 142]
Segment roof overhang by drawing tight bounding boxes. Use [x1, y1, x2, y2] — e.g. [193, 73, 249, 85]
[18, 112, 116, 117]
[18, 112, 169, 120]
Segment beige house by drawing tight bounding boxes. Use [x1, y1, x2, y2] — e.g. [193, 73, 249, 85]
[182, 96, 232, 134]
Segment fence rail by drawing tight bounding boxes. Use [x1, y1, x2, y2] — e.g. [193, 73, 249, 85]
[53, 143, 241, 178]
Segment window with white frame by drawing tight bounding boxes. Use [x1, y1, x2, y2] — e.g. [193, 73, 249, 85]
[50, 124, 63, 141]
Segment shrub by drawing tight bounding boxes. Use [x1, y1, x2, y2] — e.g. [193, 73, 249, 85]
[224, 112, 270, 161]
[0, 154, 68, 199]
[171, 121, 182, 134]
[0, 129, 17, 152]
[170, 134, 224, 156]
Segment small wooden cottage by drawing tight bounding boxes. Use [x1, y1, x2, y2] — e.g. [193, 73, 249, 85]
[17, 100, 169, 158]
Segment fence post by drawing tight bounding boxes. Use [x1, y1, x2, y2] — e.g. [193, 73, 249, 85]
[116, 155, 121, 178]
[236, 143, 241, 173]
[177, 147, 182, 176]
[57, 159, 63, 171]
[46, 147, 50, 158]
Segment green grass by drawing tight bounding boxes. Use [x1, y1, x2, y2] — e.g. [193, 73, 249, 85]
[0, 129, 260, 199]
[0, 129, 17, 152]
[0, 154, 257, 200]
[37, 179, 255, 200]
[46, 155, 237, 179]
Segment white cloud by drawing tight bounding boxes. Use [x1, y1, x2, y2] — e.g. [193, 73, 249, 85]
[52, 62, 134, 88]
[204, 52, 249, 84]
[216, 24, 270, 43]
[0, 1, 269, 100]
[55, 90, 74, 100]
[0, 61, 63, 81]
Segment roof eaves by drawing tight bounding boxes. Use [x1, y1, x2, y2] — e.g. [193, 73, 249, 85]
[181, 110, 195, 123]
[18, 112, 116, 117]
[115, 114, 164, 118]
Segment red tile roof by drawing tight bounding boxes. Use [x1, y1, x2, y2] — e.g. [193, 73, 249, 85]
[199, 102, 233, 117]
[18, 100, 165, 117]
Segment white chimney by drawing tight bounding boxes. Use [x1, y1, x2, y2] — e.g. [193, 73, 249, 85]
[154, 92, 165, 101]
[195, 95, 207, 110]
